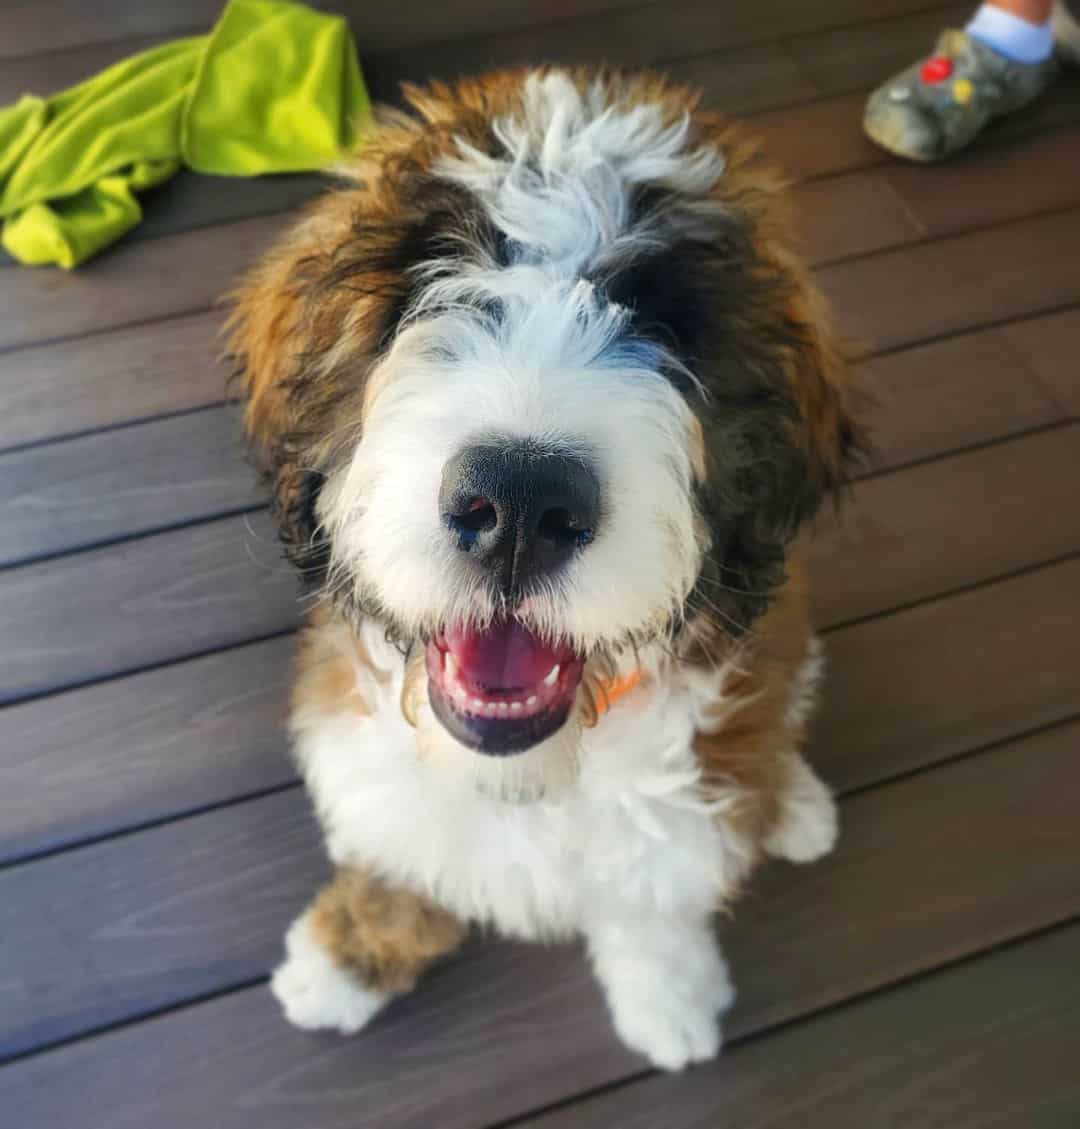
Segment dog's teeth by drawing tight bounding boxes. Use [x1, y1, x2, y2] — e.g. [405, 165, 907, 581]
[497, 702, 509, 714]
[470, 699, 485, 711]
[543, 665, 560, 687]
[510, 701, 523, 712]
[454, 684, 468, 701]
[526, 695, 538, 708]
[444, 652, 458, 679]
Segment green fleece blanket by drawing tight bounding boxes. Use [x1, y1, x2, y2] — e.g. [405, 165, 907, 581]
[0, 0, 370, 268]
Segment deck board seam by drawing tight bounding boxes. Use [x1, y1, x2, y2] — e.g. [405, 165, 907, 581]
[485, 911, 1080, 1129]
[819, 198, 1080, 272]
[820, 547, 1080, 635]
[856, 417, 1077, 482]
[2, 775, 1076, 1087]
[0, 399, 237, 460]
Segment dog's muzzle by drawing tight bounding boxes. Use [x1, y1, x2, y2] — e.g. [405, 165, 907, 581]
[427, 439, 597, 754]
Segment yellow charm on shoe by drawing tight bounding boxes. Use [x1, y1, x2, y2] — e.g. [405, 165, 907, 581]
[953, 77, 975, 103]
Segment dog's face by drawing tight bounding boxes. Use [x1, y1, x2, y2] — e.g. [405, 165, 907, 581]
[230, 70, 858, 787]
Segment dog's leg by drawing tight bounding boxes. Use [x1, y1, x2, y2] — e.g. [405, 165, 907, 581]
[762, 750, 838, 864]
[271, 865, 465, 1034]
[585, 910, 734, 1071]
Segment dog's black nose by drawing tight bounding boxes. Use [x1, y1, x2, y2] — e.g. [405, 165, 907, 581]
[440, 441, 601, 598]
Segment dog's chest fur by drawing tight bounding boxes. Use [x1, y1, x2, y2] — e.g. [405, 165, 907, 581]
[292, 626, 742, 941]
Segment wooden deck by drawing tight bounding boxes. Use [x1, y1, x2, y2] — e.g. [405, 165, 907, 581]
[2, 2, 1079, 1126]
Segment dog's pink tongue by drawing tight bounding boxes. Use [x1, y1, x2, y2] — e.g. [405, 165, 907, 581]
[444, 621, 567, 692]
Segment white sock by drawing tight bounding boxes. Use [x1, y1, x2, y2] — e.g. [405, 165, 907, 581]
[966, 4, 1055, 62]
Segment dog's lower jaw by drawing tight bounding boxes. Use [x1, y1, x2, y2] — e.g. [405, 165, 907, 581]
[415, 705, 585, 804]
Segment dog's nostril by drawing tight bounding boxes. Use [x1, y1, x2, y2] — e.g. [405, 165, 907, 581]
[447, 498, 498, 543]
[538, 506, 594, 547]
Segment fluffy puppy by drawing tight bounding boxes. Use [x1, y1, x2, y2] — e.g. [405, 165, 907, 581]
[228, 67, 860, 1071]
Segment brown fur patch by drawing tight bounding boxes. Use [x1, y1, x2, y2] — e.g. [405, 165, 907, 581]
[686, 547, 818, 871]
[309, 866, 466, 992]
[292, 607, 393, 720]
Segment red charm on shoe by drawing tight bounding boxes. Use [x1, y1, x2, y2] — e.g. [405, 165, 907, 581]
[920, 56, 954, 83]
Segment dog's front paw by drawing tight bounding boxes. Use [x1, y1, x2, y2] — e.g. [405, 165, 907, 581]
[763, 753, 838, 864]
[599, 936, 734, 1071]
[271, 913, 389, 1034]
[604, 975, 726, 1070]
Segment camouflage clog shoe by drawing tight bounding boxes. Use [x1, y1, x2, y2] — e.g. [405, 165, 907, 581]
[864, 28, 1058, 162]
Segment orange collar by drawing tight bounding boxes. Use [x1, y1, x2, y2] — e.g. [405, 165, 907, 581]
[594, 669, 643, 718]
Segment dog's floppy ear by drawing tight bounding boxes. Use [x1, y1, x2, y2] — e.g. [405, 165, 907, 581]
[225, 206, 355, 582]
[777, 256, 862, 514]
[620, 136, 864, 636]
[695, 262, 863, 637]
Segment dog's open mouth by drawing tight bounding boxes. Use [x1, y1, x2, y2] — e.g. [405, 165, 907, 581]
[426, 620, 584, 755]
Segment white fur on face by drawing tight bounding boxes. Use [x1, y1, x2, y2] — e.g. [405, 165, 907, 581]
[318, 71, 729, 655]
[435, 71, 726, 274]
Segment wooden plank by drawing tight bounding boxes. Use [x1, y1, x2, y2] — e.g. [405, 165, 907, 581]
[786, 1, 970, 97]
[818, 207, 1080, 351]
[0, 510, 296, 705]
[363, 0, 960, 99]
[0, 213, 290, 353]
[0, 173, 326, 270]
[518, 922, 1080, 1129]
[0, 789, 326, 1061]
[0, 311, 229, 452]
[752, 91, 905, 181]
[0, 0, 650, 60]
[0, 635, 296, 864]
[2, 716, 1076, 1126]
[861, 313, 1069, 472]
[1001, 305, 1080, 418]
[808, 424, 1080, 628]
[751, 79, 1080, 182]
[0, 34, 168, 102]
[0, 405, 261, 566]
[0, 0, 218, 60]
[796, 129, 1080, 266]
[813, 557, 1080, 792]
[795, 170, 924, 266]
[664, 42, 820, 117]
[882, 127, 1080, 241]
[341, 0, 650, 55]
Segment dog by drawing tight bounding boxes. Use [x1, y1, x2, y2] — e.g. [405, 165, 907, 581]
[227, 66, 860, 1071]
